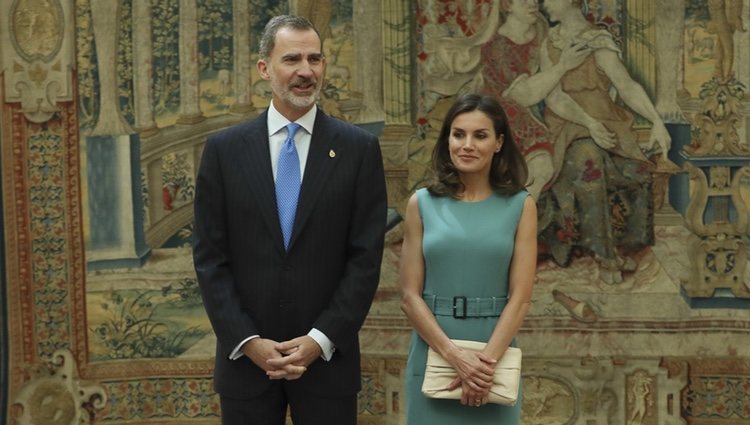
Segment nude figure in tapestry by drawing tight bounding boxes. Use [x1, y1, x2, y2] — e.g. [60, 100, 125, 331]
[538, 0, 672, 283]
[541, 0, 671, 163]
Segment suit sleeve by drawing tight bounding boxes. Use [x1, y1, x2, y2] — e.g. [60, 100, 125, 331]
[193, 137, 258, 358]
[312, 133, 387, 351]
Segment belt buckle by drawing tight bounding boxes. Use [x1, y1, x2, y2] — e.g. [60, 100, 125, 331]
[453, 296, 467, 319]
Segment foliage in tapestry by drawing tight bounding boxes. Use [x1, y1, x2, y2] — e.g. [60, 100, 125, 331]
[248, 0, 288, 52]
[198, 0, 233, 74]
[685, 0, 709, 20]
[89, 279, 208, 360]
[76, 0, 136, 129]
[683, 0, 716, 97]
[330, 0, 354, 25]
[118, 0, 135, 126]
[141, 170, 150, 229]
[153, 0, 181, 118]
[161, 223, 194, 248]
[75, 0, 98, 132]
[197, 0, 234, 112]
[161, 151, 195, 212]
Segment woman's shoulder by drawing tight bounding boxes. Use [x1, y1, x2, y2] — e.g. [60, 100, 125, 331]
[416, 186, 453, 200]
[548, 22, 616, 50]
[493, 190, 531, 207]
[580, 27, 618, 49]
[410, 188, 444, 221]
[412, 187, 431, 207]
[494, 188, 529, 198]
[499, 191, 535, 223]
[414, 187, 429, 200]
[415, 187, 458, 211]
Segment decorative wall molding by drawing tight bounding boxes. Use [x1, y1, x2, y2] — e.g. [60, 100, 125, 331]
[13, 349, 107, 425]
[1, 0, 75, 123]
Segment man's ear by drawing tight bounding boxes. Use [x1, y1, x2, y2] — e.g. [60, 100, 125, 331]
[257, 59, 270, 80]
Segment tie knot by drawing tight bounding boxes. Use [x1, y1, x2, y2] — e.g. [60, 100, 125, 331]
[286, 122, 301, 141]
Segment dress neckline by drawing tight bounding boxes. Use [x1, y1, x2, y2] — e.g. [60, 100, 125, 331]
[453, 193, 496, 204]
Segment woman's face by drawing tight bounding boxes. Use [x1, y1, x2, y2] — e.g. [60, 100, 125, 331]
[543, 0, 570, 23]
[508, 0, 540, 25]
[448, 110, 503, 178]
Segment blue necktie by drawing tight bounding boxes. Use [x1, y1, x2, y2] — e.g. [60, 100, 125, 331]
[276, 122, 302, 250]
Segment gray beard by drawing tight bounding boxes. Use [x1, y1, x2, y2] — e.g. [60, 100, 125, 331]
[271, 78, 321, 110]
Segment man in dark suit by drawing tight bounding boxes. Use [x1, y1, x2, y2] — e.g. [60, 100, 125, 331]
[193, 15, 387, 425]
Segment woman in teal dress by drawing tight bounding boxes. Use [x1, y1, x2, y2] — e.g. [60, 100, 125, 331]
[400, 94, 537, 424]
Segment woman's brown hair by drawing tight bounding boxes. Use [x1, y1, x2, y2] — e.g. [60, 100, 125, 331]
[427, 94, 528, 197]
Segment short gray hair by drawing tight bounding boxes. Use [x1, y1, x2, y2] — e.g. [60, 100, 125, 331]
[258, 15, 323, 60]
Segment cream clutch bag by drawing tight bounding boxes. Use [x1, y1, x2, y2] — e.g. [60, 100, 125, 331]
[421, 339, 521, 406]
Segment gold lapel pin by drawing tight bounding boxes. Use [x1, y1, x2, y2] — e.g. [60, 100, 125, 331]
[329, 149, 336, 158]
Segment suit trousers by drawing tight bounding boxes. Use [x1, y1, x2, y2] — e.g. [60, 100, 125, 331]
[219, 380, 357, 425]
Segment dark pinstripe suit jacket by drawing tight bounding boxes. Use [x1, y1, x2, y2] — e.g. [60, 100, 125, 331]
[193, 108, 387, 398]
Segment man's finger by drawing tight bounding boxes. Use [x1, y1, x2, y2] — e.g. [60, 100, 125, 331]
[267, 369, 288, 379]
[267, 354, 299, 368]
[279, 346, 299, 356]
[267, 364, 306, 378]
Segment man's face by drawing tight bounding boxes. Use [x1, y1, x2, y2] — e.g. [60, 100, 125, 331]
[257, 27, 326, 118]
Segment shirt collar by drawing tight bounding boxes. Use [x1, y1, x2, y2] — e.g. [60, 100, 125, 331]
[268, 101, 317, 136]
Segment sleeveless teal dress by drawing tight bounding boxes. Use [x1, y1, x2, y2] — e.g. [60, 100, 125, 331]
[404, 188, 528, 424]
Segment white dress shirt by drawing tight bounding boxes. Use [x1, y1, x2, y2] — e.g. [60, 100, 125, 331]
[229, 101, 335, 361]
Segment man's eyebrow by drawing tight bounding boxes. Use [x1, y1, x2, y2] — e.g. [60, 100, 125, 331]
[281, 52, 302, 60]
[280, 52, 323, 60]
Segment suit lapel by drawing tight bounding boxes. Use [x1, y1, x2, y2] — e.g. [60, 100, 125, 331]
[288, 112, 342, 251]
[236, 111, 286, 255]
